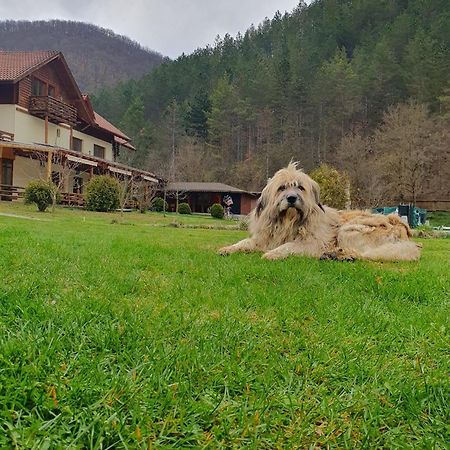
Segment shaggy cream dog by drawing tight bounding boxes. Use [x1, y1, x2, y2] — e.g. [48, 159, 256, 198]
[219, 162, 421, 261]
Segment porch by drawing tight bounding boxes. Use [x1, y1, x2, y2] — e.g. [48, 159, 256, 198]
[0, 141, 162, 208]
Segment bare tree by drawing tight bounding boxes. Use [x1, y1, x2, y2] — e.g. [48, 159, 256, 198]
[110, 171, 134, 215]
[372, 102, 441, 206]
[337, 102, 447, 208]
[20, 150, 81, 211]
[132, 178, 158, 213]
[50, 151, 81, 210]
[336, 130, 389, 208]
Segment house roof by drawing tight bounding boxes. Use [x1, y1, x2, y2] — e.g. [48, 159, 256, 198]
[83, 95, 133, 145]
[0, 50, 60, 81]
[166, 182, 251, 194]
[115, 135, 136, 151]
[0, 51, 133, 148]
[93, 111, 130, 141]
[0, 140, 162, 182]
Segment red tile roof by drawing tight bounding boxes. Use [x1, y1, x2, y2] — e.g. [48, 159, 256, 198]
[93, 111, 130, 141]
[0, 51, 133, 148]
[115, 135, 136, 151]
[0, 50, 59, 81]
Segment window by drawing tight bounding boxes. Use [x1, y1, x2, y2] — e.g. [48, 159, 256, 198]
[31, 78, 56, 97]
[93, 144, 105, 159]
[31, 77, 46, 96]
[71, 137, 83, 152]
[1, 159, 13, 186]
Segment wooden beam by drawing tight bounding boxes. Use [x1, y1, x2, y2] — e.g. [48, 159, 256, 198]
[46, 151, 53, 181]
[44, 115, 49, 144]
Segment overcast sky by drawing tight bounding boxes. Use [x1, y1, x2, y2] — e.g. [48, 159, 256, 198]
[0, 0, 309, 58]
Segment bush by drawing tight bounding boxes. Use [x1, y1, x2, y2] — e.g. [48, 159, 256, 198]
[210, 203, 224, 219]
[150, 197, 168, 212]
[24, 180, 55, 212]
[177, 202, 192, 214]
[84, 176, 120, 212]
[309, 164, 349, 210]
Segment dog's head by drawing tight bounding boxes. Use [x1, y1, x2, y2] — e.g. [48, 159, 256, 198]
[255, 162, 323, 223]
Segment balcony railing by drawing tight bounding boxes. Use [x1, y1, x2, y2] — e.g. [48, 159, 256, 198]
[29, 96, 77, 126]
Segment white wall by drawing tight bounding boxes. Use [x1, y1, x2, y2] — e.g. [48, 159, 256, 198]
[72, 129, 113, 161]
[0, 105, 114, 161]
[13, 155, 46, 187]
[0, 105, 16, 134]
[14, 107, 71, 149]
[13, 155, 93, 191]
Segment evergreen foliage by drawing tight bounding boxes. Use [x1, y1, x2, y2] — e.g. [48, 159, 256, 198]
[84, 176, 120, 212]
[92, 0, 450, 205]
[177, 202, 192, 214]
[210, 203, 224, 219]
[24, 180, 55, 212]
[150, 197, 168, 212]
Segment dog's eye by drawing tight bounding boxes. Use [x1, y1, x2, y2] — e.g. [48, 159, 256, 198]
[278, 185, 286, 192]
[298, 185, 305, 191]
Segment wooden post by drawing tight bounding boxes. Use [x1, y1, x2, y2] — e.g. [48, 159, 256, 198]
[46, 151, 53, 181]
[44, 115, 49, 144]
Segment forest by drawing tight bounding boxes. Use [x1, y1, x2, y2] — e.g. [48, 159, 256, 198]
[0, 20, 165, 92]
[91, 0, 450, 207]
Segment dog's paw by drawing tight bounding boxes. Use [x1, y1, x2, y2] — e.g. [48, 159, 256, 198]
[320, 251, 337, 261]
[320, 250, 356, 262]
[262, 251, 285, 260]
[218, 246, 232, 256]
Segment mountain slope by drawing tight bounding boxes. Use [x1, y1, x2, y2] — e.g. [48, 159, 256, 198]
[0, 20, 166, 93]
[92, 0, 450, 206]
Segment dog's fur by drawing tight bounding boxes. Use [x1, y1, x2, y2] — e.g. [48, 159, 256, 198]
[219, 162, 421, 261]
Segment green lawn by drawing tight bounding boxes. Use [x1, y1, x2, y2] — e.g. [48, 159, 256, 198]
[0, 203, 448, 448]
[427, 210, 450, 228]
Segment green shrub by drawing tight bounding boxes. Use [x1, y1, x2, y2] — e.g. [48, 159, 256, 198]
[24, 180, 55, 212]
[150, 197, 168, 212]
[177, 202, 192, 214]
[210, 203, 224, 219]
[309, 164, 349, 210]
[84, 176, 120, 212]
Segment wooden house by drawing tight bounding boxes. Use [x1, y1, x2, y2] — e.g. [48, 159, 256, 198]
[0, 50, 161, 203]
[165, 182, 259, 215]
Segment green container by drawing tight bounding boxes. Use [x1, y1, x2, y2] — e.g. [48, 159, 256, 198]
[373, 205, 427, 228]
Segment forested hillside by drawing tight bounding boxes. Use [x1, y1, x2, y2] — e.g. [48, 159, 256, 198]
[0, 20, 165, 92]
[93, 0, 450, 207]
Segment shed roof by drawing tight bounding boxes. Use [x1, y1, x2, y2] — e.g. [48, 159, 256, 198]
[166, 182, 251, 194]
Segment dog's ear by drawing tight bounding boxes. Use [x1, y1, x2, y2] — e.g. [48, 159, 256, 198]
[311, 180, 325, 212]
[255, 196, 265, 217]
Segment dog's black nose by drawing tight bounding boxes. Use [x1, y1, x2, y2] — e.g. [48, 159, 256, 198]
[287, 195, 297, 204]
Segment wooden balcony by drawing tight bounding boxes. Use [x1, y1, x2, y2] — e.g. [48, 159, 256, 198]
[29, 96, 77, 126]
[0, 130, 14, 142]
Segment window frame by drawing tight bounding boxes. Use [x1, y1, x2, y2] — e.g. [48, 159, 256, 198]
[93, 144, 105, 159]
[71, 137, 83, 152]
